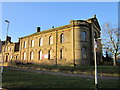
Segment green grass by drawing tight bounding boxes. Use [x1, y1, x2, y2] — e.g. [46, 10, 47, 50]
[12, 63, 119, 74]
[2, 68, 119, 89]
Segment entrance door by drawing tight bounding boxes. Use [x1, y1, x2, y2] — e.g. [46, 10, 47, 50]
[5, 55, 8, 62]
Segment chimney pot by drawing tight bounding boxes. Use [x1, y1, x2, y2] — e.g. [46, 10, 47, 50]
[37, 27, 40, 32]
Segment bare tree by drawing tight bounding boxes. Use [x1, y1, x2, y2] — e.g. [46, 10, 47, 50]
[102, 23, 120, 66]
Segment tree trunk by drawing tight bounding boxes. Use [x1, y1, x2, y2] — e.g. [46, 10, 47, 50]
[113, 54, 117, 66]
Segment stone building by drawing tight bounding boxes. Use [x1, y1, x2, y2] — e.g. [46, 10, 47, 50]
[0, 36, 19, 64]
[0, 15, 102, 66]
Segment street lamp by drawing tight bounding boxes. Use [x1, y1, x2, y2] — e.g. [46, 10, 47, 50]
[1, 20, 10, 75]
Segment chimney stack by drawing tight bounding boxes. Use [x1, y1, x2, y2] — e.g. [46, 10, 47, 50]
[6, 36, 11, 42]
[37, 27, 40, 32]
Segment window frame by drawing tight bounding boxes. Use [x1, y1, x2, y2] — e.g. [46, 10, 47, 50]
[39, 38, 43, 46]
[81, 31, 86, 41]
[30, 51, 34, 60]
[81, 47, 87, 59]
[60, 33, 64, 43]
[39, 50, 43, 60]
[49, 36, 53, 45]
[31, 40, 34, 47]
[48, 49, 53, 60]
[23, 41, 26, 48]
[23, 52, 26, 60]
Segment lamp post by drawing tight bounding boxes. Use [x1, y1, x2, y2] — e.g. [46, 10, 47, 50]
[1, 20, 10, 75]
[94, 38, 101, 90]
[94, 38, 98, 90]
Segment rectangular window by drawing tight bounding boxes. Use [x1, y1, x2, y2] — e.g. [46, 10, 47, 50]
[23, 41, 26, 48]
[81, 31, 86, 41]
[39, 51, 43, 60]
[82, 48, 87, 59]
[23, 52, 26, 60]
[39, 38, 43, 46]
[31, 40, 34, 47]
[30, 51, 34, 60]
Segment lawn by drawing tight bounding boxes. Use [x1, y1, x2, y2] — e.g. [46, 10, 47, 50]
[11, 63, 120, 76]
[2, 68, 119, 89]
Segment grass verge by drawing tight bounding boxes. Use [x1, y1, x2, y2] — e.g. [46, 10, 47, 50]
[2, 67, 119, 89]
[10, 63, 120, 76]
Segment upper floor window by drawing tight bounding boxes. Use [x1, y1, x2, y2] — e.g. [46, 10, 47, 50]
[60, 33, 64, 43]
[82, 47, 87, 59]
[23, 41, 26, 48]
[5, 47, 7, 51]
[81, 31, 86, 41]
[48, 49, 53, 60]
[23, 52, 26, 60]
[94, 32, 97, 38]
[39, 38, 43, 46]
[49, 36, 53, 45]
[10, 47, 11, 51]
[39, 50, 43, 60]
[30, 51, 34, 60]
[31, 40, 34, 47]
[60, 49, 63, 59]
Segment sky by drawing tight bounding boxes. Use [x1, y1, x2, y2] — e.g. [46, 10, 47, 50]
[1, 2, 118, 42]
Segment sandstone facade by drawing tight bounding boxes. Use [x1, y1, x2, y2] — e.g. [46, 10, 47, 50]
[0, 15, 102, 66]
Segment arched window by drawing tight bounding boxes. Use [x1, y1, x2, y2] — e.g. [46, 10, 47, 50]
[82, 48, 87, 59]
[49, 36, 53, 45]
[39, 38, 43, 46]
[39, 50, 43, 60]
[60, 49, 63, 59]
[81, 31, 86, 41]
[60, 33, 64, 43]
[30, 51, 34, 60]
[48, 49, 53, 60]
[31, 40, 34, 47]
[23, 52, 26, 60]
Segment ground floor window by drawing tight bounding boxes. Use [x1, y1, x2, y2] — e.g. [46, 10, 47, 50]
[23, 52, 26, 60]
[60, 49, 63, 59]
[30, 51, 34, 60]
[82, 48, 87, 59]
[48, 49, 53, 60]
[39, 50, 43, 60]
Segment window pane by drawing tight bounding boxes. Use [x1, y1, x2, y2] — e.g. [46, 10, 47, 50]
[24, 41, 26, 48]
[30, 51, 34, 60]
[82, 48, 87, 59]
[39, 51, 42, 60]
[81, 31, 86, 41]
[60, 33, 64, 43]
[39, 38, 43, 46]
[31, 40, 34, 47]
[23, 52, 26, 60]
[49, 36, 53, 45]
[48, 49, 53, 59]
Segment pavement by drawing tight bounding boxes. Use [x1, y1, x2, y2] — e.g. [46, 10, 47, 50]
[4, 66, 119, 80]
